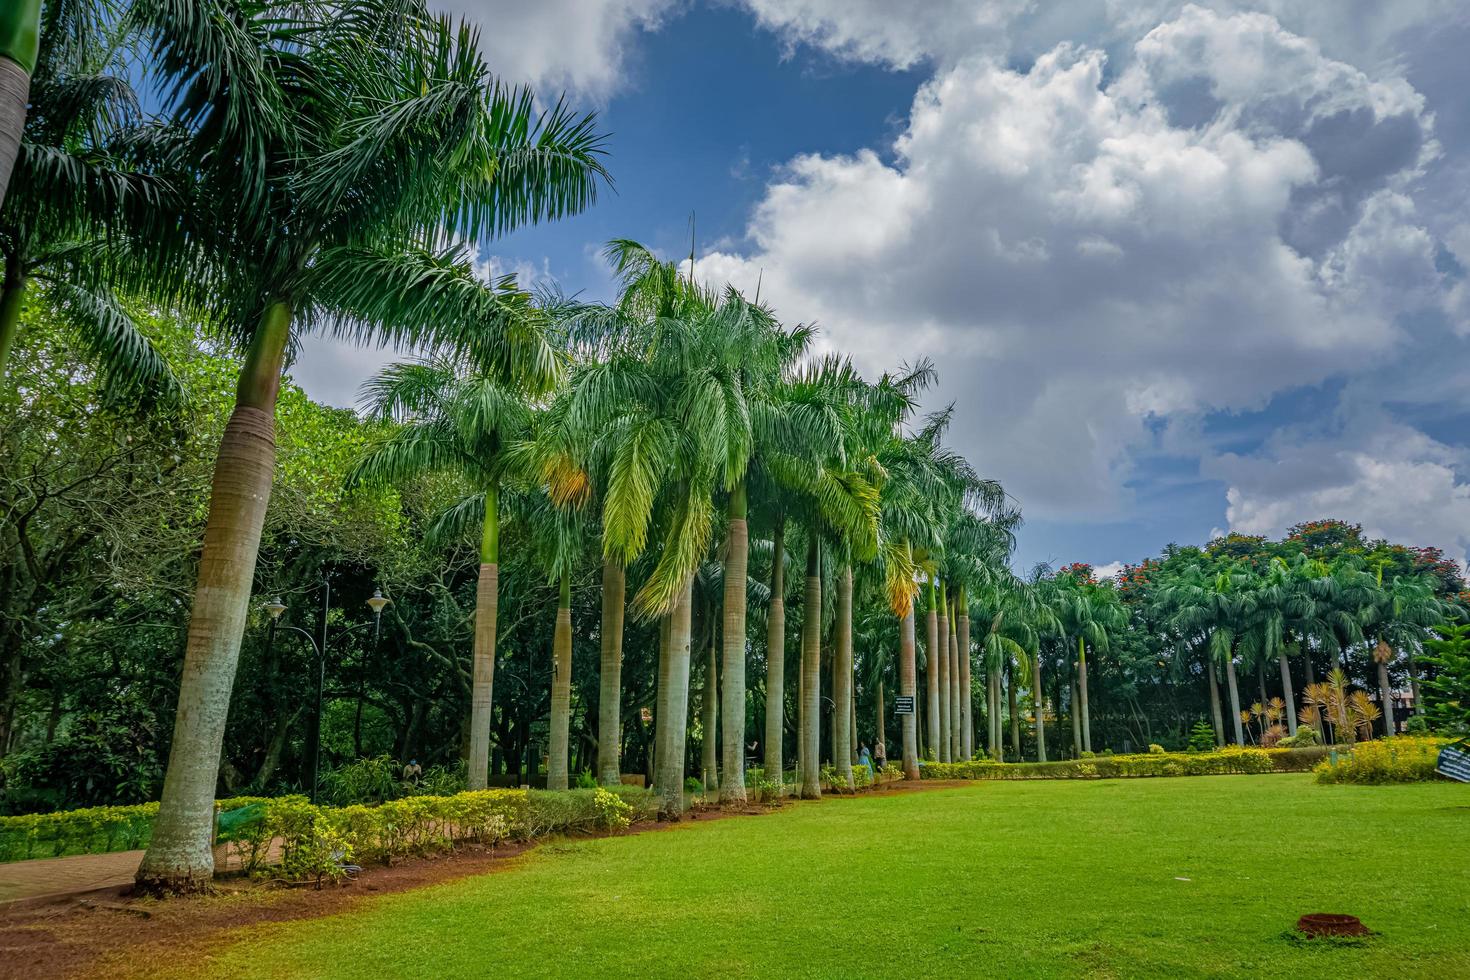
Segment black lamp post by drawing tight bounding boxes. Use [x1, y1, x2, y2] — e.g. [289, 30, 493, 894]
[264, 585, 390, 803]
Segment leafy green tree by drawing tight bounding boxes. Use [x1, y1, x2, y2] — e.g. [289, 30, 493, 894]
[135, 1, 605, 893]
[1422, 621, 1470, 747]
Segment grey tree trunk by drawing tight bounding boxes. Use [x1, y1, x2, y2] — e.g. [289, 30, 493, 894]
[1033, 656, 1047, 762]
[876, 678, 886, 760]
[833, 565, 854, 789]
[1378, 659, 1395, 737]
[799, 537, 822, 798]
[1208, 660, 1224, 746]
[546, 576, 573, 791]
[958, 612, 972, 760]
[467, 560, 499, 790]
[1409, 657, 1422, 715]
[719, 507, 748, 802]
[1225, 656, 1244, 746]
[137, 302, 291, 895]
[1007, 665, 1021, 759]
[654, 578, 694, 818]
[936, 608, 950, 762]
[764, 525, 786, 786]
[948, 617, 961, 761]
[925, 605, 940, 760]
[1278, 652, 1297, 736]
[989, 666, 1002, 760]
[702, 623, 718, 790]
[0, 56, 28, 216]
[597, 560, 625, 786]
[900, 608, 918, 779]
[1070, 679, 1082, 758]
[1077, 642, 1093, 754]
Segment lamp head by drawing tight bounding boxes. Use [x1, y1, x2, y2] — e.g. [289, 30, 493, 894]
[366, 589, 390, 615]
[264, 598, 287, 621]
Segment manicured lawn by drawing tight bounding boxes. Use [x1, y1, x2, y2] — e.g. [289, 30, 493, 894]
[169, 775, 1469, 978]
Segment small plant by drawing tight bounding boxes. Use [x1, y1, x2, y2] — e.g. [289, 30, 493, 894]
[592, 788, 632, 831]
[1148, 744, 1165, 755]
[1403, 715, 1430, 735]
[1187, 720, 1217, 753]
[575, 768, 598, 790]
[1277, 727, 1320, 748]
[683, 776, 705, 795]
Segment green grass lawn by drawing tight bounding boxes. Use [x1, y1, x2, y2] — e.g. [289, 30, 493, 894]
[174, 775, 1469, 978]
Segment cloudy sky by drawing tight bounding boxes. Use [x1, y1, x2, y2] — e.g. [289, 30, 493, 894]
[289, 1, 1470, 575]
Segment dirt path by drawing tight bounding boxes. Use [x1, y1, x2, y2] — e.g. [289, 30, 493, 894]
[0, 781, 973, 979]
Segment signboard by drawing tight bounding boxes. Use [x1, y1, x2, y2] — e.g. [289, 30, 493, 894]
[1439, 745, 1470, 783]
[894, 695, 915, 715]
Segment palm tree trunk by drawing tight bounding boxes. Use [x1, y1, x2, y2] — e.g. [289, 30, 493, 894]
[1277, 652, 1297, 736]
[467, 484, 500, 790]
[1077, 637, 1093, 753]
[799, 533, 822, 798]
[1378, 659, 1395, 737]
[764, 523, 785, 785]
[1007, 663, 1021, 759]
[957, 599, 972, 760]
[1033, 656, 1047, 762]
[719, 485, 747, 803]
[989, 665, 1001, 760]
[547, 571, 573, 790]
[925, 582, 940, 761]
[936, 592, 950, 763]
[137, 301, 292, 895]
[876, 678, 886, 760]
[948, 614, 961, 761]
[597, 559, 625, 786]
[900, 606, 918, 779]
[1225, 655, 1244, 746]
[833, 564, 854, 789]
[654, 577, 694, 818]
[1257, 661, 1269, 712]
[0, 260, 24, 382]
[1070, 679, 1082, 758]
[1207, 660, 1224, 746]
[701, 615, 718, 789]
[0, 0, 37, 217]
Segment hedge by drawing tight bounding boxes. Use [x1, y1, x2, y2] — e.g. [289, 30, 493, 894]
[1, 785, 657, 869]
[919, 746, 1333, 780]
[1313, 737, 1447, 785]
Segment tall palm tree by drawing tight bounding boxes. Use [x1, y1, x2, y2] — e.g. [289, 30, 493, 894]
[1364, 566, 1444, 736]
[136, 2, 604, 894]
[0, 0, 39, 211]
[350, 357, 532, 790]
[1047, 566, 1123, 753]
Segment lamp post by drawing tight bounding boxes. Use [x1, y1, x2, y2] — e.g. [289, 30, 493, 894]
[264, 586, 390, 803]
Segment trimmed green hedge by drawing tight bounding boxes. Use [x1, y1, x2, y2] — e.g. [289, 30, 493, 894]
[1313, 737, 1447, 784]
[920, 746, 1332, 780]
[1, 786, 657, 868]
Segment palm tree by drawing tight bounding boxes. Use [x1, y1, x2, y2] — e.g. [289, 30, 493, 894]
[1, 0, 182, 398]
[0, 0, 39, 211]
[1050, 567, 1124, 753]
[1364, 566, 1444, 736]
[351, 357, 532, 790]
[136, 2, 604, 894]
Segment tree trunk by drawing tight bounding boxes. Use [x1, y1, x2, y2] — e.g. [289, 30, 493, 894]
[925, 583, 940, 761]
[1408, 657, 1422, 716]
[948, 613, 961, 762]
[1077, 637, 1092, 754]
[467, 485, 499, 790]
[1225, 656, 1244, 746]
[989, 665, 1001, 761]
[799, 533, 822, 798]
[1378, 659, 1395, 737]
[1070, 679, 1082, 758]
[899, 606, 918, 779]
[1207, 659, 1224, 746]
[654, 577, 694, 818]
[719, 487, 747, 802]
[1278, 652, 1297, 736]
[1033, 656, 1047, 762]
[936, 591, 950, 763]
[1257, 661, 1269, 712]
[0, 42, 33, 219]
[833, 564, 854, 790]
[876, 678, 886, 760]
[547, 571, 573, 790]
[957, 601, 972, 760]
[764, 523, 785, 786]
[137, 301, 291, 895]
[701, 619, 718, 790]
[1007, 664, 1020, 759]
[0, 260, 24, 383]
[597, 559, 625, 786]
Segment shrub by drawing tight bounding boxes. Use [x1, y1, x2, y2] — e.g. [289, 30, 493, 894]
[919, 746, 1328, 781]
[320, 755, 401, 806]
[683, 776, 705, 795]
[1187, 720, 1217, 753]
[576, 769, 599, 790]
[1148, 744, 1165, 755]
[1403, 715, 1430, 735]
[592, 788, 631, 831]
[0, 801, 158, 862]
[1278, 728, 1320, 748]
[1313, 737, 1444, 785]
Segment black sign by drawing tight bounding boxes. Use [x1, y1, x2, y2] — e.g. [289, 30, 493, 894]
[1439, 746, 1470, 783]
[894, 695, 915, 715]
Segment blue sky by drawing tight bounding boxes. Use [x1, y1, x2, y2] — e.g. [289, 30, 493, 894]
[292, 1, 1470, 576]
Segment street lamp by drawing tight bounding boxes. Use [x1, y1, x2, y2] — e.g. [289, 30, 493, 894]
[262, 585, 391, 802]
